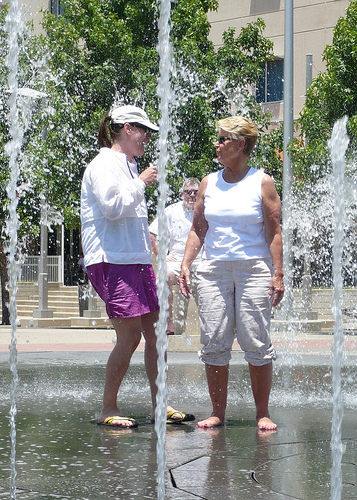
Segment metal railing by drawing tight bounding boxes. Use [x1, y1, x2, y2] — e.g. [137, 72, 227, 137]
[20, 255, 62, 283]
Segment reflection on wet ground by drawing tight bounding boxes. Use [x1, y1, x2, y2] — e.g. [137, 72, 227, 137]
[0, 351, 356, 499]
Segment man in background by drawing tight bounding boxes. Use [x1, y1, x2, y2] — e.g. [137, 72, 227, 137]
[150, 178, 201, 334]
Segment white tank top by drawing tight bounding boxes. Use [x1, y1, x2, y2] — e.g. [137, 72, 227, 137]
[203, 168, 271, 261]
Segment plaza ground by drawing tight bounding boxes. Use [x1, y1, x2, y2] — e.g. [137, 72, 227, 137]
[0, 325, 356, 499]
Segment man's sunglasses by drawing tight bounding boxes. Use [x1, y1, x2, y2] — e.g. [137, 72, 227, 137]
[183, 189, 198, 195]
[216, 136, 231, 144]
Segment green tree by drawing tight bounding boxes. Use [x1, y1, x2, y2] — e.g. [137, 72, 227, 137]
[298, 0, 357, 179]
[279, 2, 357, 288]
[1, 0, 277, 321]
[31, 0, 275, 209]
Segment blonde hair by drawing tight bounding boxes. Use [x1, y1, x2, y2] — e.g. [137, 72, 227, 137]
[216, 116, 258, 156]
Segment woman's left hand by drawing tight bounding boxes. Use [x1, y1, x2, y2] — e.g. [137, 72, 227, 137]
[269, 274, 284, 307]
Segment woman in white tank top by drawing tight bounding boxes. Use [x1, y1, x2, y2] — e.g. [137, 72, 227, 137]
[179, 116, 284, 431]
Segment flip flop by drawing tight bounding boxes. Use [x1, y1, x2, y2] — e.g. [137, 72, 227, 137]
[166, 409, 195, 424]
[97, 416, 139, 428]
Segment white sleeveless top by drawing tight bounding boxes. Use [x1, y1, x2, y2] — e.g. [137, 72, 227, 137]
[203, 168, 271, 261]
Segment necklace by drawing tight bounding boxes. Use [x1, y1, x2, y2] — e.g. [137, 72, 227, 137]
[111, 145, 136, 179]
[126, 159, 136, 179]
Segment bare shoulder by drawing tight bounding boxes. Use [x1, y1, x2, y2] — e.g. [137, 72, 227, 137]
[199, 175, 209, 190]
[261, 173, 279, 200]
[195, 175, 209, 198]
[261, 173, 275, 188]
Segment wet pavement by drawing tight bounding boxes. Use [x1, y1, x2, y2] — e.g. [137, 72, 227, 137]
[0, 329, 356, 499]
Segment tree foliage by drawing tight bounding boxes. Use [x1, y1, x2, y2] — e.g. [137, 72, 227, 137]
[0, 0, 279, 321]
[3, 0, 276, 219]
[298, 0, 357, 178]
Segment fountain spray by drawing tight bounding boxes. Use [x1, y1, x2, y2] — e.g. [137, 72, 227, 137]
[329, 116, 349, 500]
[4, 0, 24, 497]
[155, 0, 173, 498]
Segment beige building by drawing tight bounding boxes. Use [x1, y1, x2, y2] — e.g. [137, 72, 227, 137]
[0, 1, 59, 32]
[22, 0, 53, 31]
[2, 0, 352, 123]
[207, 0, 351, 123]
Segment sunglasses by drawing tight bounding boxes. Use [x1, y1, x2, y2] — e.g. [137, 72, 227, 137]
[183, 189, 198, 195]
[131, 123, 151, 135]
[216, 136, 232, 144]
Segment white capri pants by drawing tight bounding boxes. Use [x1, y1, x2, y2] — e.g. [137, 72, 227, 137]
[167, 258, 199, 334]
[196, 259, 277, 367]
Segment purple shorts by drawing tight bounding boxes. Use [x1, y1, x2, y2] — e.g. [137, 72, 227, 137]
[86, 262, 159, 319]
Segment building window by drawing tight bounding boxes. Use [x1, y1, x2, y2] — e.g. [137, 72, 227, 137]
[250, 0, 281, 15]
[50, 0, 63, 16]
[256, 59, 284, 103]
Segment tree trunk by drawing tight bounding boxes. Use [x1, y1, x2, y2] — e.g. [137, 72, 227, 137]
[0, 243, 10, 325]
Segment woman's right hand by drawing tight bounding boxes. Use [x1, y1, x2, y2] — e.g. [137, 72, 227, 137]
[178, 266, 191, 299]
[139, 165, 157, 187]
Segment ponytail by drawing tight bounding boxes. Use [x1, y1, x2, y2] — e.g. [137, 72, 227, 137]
[97, 115, 124, 148]
[98, 115, 112, 148]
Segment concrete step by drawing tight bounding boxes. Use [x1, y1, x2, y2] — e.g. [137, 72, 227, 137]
[17, 316, 113, 329]
[47, 293, 79, 299]
[17, 299, 79, 306]
[11, 282, 106, 321]
[19, 302, 106, 313]
[19, 306, 79, 313]
[271, 318, 335, 333]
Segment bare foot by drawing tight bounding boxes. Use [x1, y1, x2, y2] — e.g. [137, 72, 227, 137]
[257, 416, 277, 431]
[197, 416, 224, 428]
[257, 428, 277, 438]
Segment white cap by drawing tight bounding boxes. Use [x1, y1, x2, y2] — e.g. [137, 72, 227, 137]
[110, 105, 159, 132]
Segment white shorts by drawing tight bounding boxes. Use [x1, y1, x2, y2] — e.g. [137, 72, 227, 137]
[196, 259, 277, 367]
